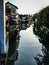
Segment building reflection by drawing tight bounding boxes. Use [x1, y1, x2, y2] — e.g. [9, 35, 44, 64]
[21, 23, 30, 30]
[0, 21, 31, 65]
[6, 22, 30, 65]
[6, 30, 20, 65]
[0, 55, 5, 65]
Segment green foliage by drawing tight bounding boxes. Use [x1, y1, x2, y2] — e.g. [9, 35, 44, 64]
[35, 21, 42, 28]
[33, 6, 49, 27]
[39, 6, 49, 24]
[33, 6, 49, 34]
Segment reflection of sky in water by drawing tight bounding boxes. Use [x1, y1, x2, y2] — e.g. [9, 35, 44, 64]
[15, 25, 42, 65]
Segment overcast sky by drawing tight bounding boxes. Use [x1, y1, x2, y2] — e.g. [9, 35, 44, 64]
[5, 0, 49, 14]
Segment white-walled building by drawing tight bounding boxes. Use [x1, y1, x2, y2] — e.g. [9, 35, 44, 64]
[6, 2, 18, 19]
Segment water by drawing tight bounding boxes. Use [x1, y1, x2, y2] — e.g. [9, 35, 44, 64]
[5, 24, 49, 65]
[14, 25, 43, 65]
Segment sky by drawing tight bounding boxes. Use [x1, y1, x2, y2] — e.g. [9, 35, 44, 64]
[5, 0, 49, 15]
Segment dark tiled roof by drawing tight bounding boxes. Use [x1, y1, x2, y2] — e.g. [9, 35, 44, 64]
[6, 1, 18, 9]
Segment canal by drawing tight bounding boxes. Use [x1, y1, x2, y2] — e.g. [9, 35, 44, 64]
[14, 25, 42, 65]
[6, 24, 49, 65]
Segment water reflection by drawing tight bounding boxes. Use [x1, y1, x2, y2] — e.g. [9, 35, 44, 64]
[0, 54, 6, 65]
[15, 24, 42, 65]
[33, 26, 49, 65]
[21, 23, 30, 30]
[1, 22, 48, 65]
[6, 22, 30, 65]
[21, 23, 27, 30]
[6, 30, 20, 65]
